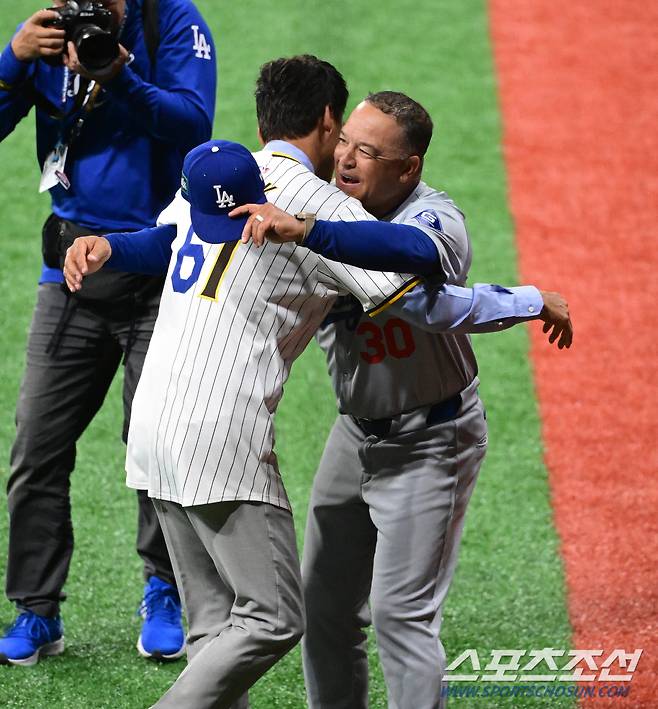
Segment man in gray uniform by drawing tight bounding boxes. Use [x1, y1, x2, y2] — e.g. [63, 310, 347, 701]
[235, 86, 570, 708]
[298, 93, 560, 708]
[238, 91, 570, 708]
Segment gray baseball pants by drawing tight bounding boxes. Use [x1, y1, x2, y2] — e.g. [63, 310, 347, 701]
[152, 499, 304, 709]
[301, 383, 487, 709]
[6, 282, 174, 617]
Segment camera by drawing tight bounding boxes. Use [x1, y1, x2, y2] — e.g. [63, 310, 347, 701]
[44, 1, 119, 72]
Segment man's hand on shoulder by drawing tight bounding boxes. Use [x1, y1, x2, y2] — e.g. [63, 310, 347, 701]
[230, 203, 307, 247]
[539, 290, 573, 349]
[63, 236, 112, 292]
[11, 10, 65, 61]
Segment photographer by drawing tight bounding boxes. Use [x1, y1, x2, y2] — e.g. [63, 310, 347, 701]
[0, 0, 216, 666]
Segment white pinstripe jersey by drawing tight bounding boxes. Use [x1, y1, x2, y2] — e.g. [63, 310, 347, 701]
[125, 149, 419, 509]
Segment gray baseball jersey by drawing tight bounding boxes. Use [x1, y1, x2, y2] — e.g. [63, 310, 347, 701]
[125, 150, 420, 509]
[303, 185, 488, 709]
[316, 182, 478, 418]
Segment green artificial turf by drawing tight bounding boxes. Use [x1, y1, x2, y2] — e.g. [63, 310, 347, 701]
[0, 1, 573, 706]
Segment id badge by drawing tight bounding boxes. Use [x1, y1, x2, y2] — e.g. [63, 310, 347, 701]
[39, 142, 71, 193]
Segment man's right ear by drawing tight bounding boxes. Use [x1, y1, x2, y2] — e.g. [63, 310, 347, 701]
[257, 127, 265, 146]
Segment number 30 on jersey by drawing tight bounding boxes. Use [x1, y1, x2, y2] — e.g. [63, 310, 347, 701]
[357, 319, 416, 364]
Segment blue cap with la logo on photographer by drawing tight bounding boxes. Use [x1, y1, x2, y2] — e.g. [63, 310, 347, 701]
[181, 139, 267, 244]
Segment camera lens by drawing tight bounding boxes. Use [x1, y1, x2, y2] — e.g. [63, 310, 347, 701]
[75, 28, 119, 71]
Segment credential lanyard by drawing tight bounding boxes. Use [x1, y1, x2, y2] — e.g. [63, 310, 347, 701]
[38, 76, 102, 193]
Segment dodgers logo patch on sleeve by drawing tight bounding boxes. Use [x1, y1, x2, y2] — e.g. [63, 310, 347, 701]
[191, 25, 212, 59]
[413, 210, 443, 232]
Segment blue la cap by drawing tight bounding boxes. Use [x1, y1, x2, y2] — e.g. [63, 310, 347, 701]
[181, 139, 267, 244]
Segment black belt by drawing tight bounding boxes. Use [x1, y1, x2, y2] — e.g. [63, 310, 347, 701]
[352, 392, 463, 438]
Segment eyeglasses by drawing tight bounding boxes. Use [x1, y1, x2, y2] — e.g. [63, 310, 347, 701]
[337, 135, 409, 162]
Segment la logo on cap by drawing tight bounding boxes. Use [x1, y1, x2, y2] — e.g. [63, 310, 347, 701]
[213, 184, 235, 209]
[181, 138, 267, 244]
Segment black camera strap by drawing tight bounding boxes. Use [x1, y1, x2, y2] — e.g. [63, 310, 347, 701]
[65, 78, 102, 147]
[17, 75, 89, 121]
[29, 76, 101, 150]
[142, 0, 160, 67]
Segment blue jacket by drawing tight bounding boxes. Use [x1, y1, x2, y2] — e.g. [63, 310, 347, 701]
[0, 0, 216, 282]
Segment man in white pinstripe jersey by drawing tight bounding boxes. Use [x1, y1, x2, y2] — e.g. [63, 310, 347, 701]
[63, 56, 570, 708]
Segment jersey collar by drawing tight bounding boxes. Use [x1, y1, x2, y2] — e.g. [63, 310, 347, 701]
[263, 141, 315, 174]
[381, 182, 426, 222]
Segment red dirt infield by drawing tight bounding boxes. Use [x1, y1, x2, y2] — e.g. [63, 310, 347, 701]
[490, 1, 658, 706]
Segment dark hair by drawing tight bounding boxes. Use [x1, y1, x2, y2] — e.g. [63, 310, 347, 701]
[365, 91, 433, 157]
[256, 55, 348, 143]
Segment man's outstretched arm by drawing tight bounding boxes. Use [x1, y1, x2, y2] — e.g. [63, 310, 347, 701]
[231, 202, 445, 276]
[233, 202, 573, 349]
[386, 282, 573, 348]
[63, 224, 176, 291]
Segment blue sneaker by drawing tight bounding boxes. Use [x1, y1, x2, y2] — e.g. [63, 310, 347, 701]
[137, 576, 185, 661]
[0, 611, 64, 666]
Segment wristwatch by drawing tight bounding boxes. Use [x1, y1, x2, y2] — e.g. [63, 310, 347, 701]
[294, 212, 317, 244]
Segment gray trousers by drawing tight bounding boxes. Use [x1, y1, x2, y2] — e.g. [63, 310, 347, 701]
[6, 282, 174, 617]
[153, 499, 305, 709]
[301, 387, 488, 709]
